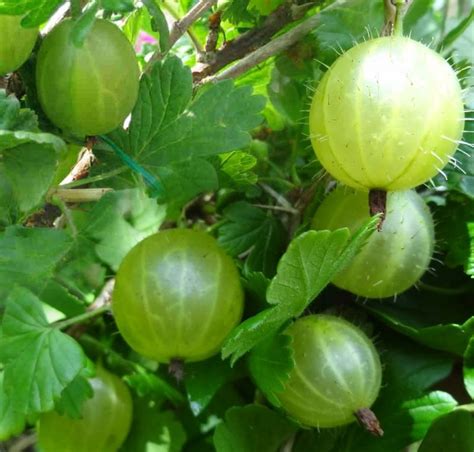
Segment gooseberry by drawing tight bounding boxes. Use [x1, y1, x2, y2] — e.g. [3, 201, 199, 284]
[36, 19, 140, 137]
[0, 15, 38, 76]
[312, 187, 434, 298]
[38, 366, 133, 452]
[113, 229, 244, 363]
[277, 314, 382, 428]
[309, 36, 465, 190]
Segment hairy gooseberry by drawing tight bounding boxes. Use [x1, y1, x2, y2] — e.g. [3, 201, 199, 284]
[36, 19, 139, 137]
[38, 366, 132, 452]
[309, 36, 465, 190]
[277, 315, 382, 428]
[0, 15, 38, 75]
[113, 229, 244, 363]
[312, 187, 434, 298]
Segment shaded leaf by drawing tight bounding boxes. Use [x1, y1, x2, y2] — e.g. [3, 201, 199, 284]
[0, 287, 87, 415]
[213, 404, 296, 452]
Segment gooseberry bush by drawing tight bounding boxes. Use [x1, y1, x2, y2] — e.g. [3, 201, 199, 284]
[0, 0, 473, 451]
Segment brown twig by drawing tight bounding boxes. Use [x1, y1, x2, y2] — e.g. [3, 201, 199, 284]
[145, 0, 216, 72]
[198, 0, 344, 83]
[193, 1, 319, 82]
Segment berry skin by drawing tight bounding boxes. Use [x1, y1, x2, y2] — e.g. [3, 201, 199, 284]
[309, 36, 465, 190]
[277, 315, 382, 428]
[113, 229, 244, 363]
[36, 19, 140, 137]
[38, 366, 133, 452]
[0, 15, 38, 76]
[312, 187, 435, 298]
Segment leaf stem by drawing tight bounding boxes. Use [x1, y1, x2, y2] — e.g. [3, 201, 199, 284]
[393, 0, 408, 36]
[70, 0, 82, 19]
[54, 305, 110, 330]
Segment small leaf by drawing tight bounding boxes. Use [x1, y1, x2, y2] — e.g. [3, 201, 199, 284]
[213, 404, 297, 452]
[418, 409, 474, 452]
[248, 332, 293, 406]
[0, 287, 87, 416]
[71, 2, 99, 48]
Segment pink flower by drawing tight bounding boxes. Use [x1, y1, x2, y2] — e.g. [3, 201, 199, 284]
[135, 31, 157, 52]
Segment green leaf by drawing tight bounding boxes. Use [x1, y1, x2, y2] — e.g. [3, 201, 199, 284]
[344, 334, 456, 452]
[362, 293, 474, 356]
[102, 0, 135, 13]
[121, 399, 187, 452]
[464, 335, 474, 399]
[78, 189, 166, 271]
[185, 356, 234, 416]
[54, 373, 93, 419]
[0, 226, 73, 303]
[312, 0, 384, 65]
[3, 143, 57, 212]
[0, 90, 65, 214]
[154, 158, 218, 213]
[418, 409, 474, 452]
[213, 404, 297, 452]
[222, 216, 378, 364]
[124, 369, 184, 404]
[439, 111, 474, 199]
[439, 7, 474, 51]
[0, 372, 25, 441]
[0, 287, 87, 416]
[142, 0, 169, 52]
[108, 55, 264, 171]
[71, 2, 99, 48]
[468, 222, 474, 277]
[248, 0, 284, 16]
[0, 0, 63, 27]
[40, 279, 86, 318]
[248, 332, 293, 407]
[217, 151, 258, 188]
[218, 202, 285, 276]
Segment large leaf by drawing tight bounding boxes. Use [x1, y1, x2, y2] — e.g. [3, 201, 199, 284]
[0, 0, 63, 27]
[0, 373, 25, 441]
[185, 356, 234, 416]
[105, 56, 264, 202]
[121, 399, 186, 452]
[418, 409, 474, 452]
[0, 287, 87, 416]
[222, 216, 378, 364]
[213, 404, 297, 452]
[464, 335, 474, 399]
[0, 226, 72, 303]
[78, 189, 166, 271]
[218, 201, 286, 277]
[0, 91, 65, 214]
[247, 332, 293, 407]
[361, 291, 474, 356]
